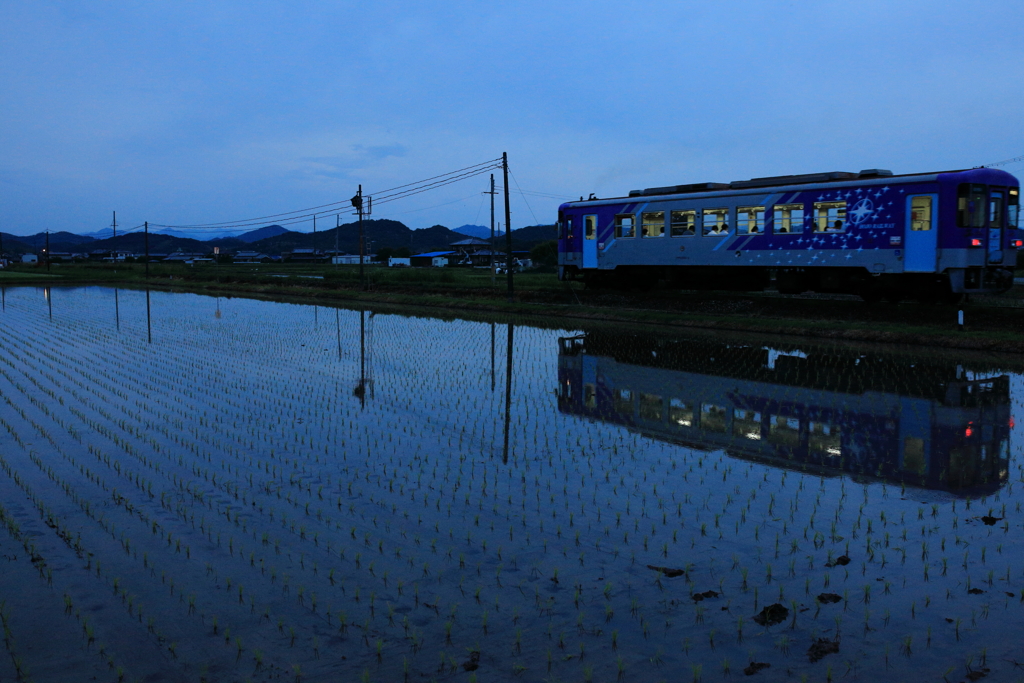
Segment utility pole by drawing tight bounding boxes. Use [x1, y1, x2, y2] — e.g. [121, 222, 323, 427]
[45, 231, 50, 272]
[352, 186, 364, 289]
[144, 221, 150, 278]
[487, 174, 497, 285]
[312, 214, 317, 263]
[335, 214, 340, 269]
[112, 211, 117, 239]
[351, 187, 371, 290]
[503, 152, 513, 301]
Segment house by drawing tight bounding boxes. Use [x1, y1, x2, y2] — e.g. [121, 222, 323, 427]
[388, 257, 411, 267]
[331, 254, 373, 265]
[284, 248, 324, 263]
[234, 251, 272, 264]
[21, 254, 38, 264]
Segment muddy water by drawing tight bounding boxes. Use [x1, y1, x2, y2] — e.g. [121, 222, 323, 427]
[0, 285, 1023, 682]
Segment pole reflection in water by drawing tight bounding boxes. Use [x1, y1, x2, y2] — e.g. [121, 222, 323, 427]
[145, 290, 152, 344]
[335, 308, 342, 360]
[2, 286, 5, 311]
[490, 322, 496, 392]
[215, 297, 221, 320]
[502, 323, 514, 464]
[114, 288, 120, 331]
[353, 309, 374, 406]
[46, 286, 52, 321]
[557, 331, 1012, 495]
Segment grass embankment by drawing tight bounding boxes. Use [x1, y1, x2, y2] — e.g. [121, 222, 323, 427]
[5, 262, 1024, 351]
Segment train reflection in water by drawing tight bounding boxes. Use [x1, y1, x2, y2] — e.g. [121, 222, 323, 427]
[557, 332, 1011, 495]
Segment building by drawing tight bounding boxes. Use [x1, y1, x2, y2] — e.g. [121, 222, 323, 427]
[234, 251, 273, 264]
[409, 251, 456, 267]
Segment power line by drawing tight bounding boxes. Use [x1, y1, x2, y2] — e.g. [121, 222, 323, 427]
[150, 157, 503, 230]
[983, 153, 1024, 168]
[506, 167, 539, 226]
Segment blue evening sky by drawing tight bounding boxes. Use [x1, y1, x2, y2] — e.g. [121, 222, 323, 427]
[2, 1, 1023, 236]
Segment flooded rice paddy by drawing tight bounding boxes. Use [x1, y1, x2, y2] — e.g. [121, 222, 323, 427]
[1, 286, 1024, 683]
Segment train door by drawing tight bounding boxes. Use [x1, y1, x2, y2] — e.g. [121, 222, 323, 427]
[583, 214, 598, 268]
[904, 194, 937, 272]
[988, 190, 1005, 264]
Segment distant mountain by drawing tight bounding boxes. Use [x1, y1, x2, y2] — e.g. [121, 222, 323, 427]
[509, 224, 556, 247]
[83, 228, 114, 239]
[15, 231, 96, 248]
[236, 225, 288, 243]
[1, 220, 555, 258]
[453, 224, 504, 240]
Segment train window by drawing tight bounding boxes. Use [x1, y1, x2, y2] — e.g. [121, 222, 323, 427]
[768, 415, 800, 447]
[669, 399, 693, 426]
[814, 201, 846, 232]
[773, 204, 804, 233]
[584, 383, 596, 409]
[670, 210, 696, 237]
[641, 211, 665, 238]
[733, 409, 762, 439]
[910, 196, 932, 231]
[1010, 189, 1019, 228]
[584, 215, 597, 240]
[990, 191, 1005, 228]
[565, 216, 573, 239]
[737, 206, 765, 235]
[957, 184, 987, 227]
[614, 388, 633, 414]
[702, 209, 729, 236]
[639, 393, 663, 420]
[615, 214, 635, 239]
[809, 422, 841, 456]
[701, 403, 727, 432]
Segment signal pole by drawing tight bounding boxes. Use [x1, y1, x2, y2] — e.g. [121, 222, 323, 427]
[503, 152, 513, 301]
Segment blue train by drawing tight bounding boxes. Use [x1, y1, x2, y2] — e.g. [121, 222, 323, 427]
[557, 167, 1021, 301]
[557, 331, 1011, 495]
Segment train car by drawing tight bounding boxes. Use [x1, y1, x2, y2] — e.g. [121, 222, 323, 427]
[557, 168, 1020, 301]
[557, 331, 1011, 496]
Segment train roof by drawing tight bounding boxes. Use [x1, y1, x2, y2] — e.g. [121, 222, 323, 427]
[560, 167, 1019, 208]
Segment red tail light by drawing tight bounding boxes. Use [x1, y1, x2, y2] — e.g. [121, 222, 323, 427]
[971, 238, 982, 247]
[1013, 240, 1023, 247]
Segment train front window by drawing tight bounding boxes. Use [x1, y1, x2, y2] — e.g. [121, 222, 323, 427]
[773, 204, 804, 233]
[814, 201, 846, 232]
[957, 184, 987, 227]
[702, 208, 729, 236]
[670, 210, 696, 236]
[641, 211, 665, 238]
[738, 206, 765, 235]
[584, 215, 597, 240]
[990, 191, 1005, 228]
[615, 214, 635, 239]
[1010, 189, 1019, 228]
